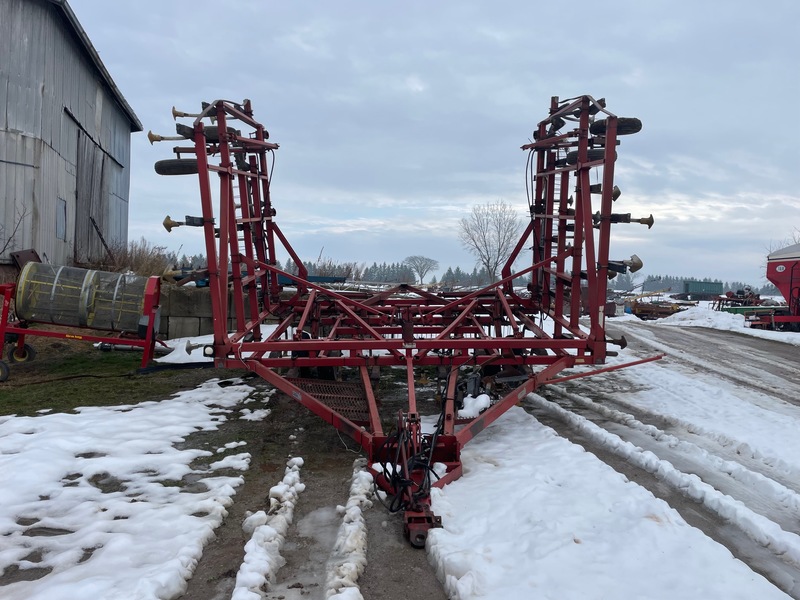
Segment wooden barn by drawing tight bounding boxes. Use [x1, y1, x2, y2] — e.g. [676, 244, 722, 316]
[0, 0, 141, 277]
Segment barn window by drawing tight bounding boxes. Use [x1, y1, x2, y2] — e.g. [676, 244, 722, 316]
[56, 198, 67, 241]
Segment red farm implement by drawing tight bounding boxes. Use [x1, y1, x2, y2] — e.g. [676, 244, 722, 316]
[711, 245, 800, 331]
[0, 261, 162, 382]
[151, 95, 658, 546]
[750, 243, 800, 331]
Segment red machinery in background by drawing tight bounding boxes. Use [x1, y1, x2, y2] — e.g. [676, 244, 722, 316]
[152, 95, 658, 546]
[751, 243, 800, 330]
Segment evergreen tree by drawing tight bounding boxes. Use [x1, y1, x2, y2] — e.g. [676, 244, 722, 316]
[441, 267, 456, 288]
[759, 283, 779, 296]
[453, 267, 465, 287]
[470, 267, 480, 286]
[611, 272, 634, 291]
[284, 260, 299, 275]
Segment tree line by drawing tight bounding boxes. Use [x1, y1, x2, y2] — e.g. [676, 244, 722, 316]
[632, 274, 777, 296]
[174, 252, 778, 296]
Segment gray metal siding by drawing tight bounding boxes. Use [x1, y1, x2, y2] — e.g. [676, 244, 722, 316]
[39, 143, 70, 264]
[0, 132, 36, 253]
[106, 161, 128, 243]
[0, 0, 135, 265]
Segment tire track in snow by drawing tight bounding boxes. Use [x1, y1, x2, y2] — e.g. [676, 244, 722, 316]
[565, 372, 800, 501]
[234, 458, 373, 600]
[547, 387, 800, 532]
[608, 322, 800, 406]
[525, 390, 800, 598]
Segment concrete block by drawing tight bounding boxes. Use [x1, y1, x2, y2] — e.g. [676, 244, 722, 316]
[159, 285, 260, 339]
[159, 285, 172, 314]
[199, 317, 215, 336]
[168, 316, 202, 339]
[227, 290, 255, 320]
[158, 316, 170, 337]
[166, 286, 213, 317]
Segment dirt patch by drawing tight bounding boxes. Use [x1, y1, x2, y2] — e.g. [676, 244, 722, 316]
[179, 379, 448, 599]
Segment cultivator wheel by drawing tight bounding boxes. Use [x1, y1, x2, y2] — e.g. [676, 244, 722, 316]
[589, 117, 643, 136]
[566, 148, 608, 164]
[154, 159, 199, 176]
[151, 94, 660, 545]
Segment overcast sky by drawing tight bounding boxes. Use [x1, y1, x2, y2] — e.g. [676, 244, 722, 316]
[69, 0, 800, 285]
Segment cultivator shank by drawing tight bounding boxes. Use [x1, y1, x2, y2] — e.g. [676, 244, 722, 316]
[154, 95, 655, 545]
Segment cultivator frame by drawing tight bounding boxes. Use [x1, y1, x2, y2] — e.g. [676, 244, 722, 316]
[154, 95, 657, 546]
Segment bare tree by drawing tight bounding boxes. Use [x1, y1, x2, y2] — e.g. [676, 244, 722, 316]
[0, 207, 30, 255]
[312, 257, 366, 280]
[458, 199, 522, 282]
[768, 228, 800, 252]
[403, 255, 439, 284]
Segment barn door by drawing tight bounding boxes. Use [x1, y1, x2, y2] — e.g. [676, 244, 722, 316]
[74, 131, 106, 264]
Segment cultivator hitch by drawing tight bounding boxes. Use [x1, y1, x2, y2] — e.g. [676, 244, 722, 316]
[153, 94, 657, 545]
[405, 507, 443, 549]
[371, 411, 454, 546]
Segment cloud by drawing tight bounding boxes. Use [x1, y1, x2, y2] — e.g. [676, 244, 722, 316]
[66, 0, 800, 285]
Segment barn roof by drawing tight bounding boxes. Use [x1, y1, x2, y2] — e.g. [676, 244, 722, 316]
[47, 0, 143, 132]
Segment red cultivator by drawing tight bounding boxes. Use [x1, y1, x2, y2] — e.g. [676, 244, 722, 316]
[152, 95, 657, 546]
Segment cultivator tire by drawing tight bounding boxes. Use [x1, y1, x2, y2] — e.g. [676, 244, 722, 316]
[590, 117, 642, 136]
[7, 343, 36, 364]
[565, 149, 614, 165]
[154, 159, 199, 176]
[0, 361, 8, 382]
[204, 125, 239, 143]
[174, 124, 239, 143]
[174, 123, 194, 140]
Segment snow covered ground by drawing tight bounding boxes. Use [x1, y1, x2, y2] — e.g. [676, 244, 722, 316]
[0, 379, 254, 600]
[1, 305, 798, 598]
[427, 306, 800, 599]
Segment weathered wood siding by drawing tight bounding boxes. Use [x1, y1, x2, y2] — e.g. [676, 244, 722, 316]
[0, 0, 137, 267]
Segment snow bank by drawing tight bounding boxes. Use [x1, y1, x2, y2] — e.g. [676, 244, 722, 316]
[326, 458, 374, 599]
[657, 305, 800, 346]
[232, 457, 305, 599]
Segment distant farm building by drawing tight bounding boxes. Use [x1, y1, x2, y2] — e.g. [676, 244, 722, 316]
[683, 280, 723, 297]
[0, 0, 140, 276]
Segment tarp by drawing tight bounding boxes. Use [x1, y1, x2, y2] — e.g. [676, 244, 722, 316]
[767, 243, 800, 261]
